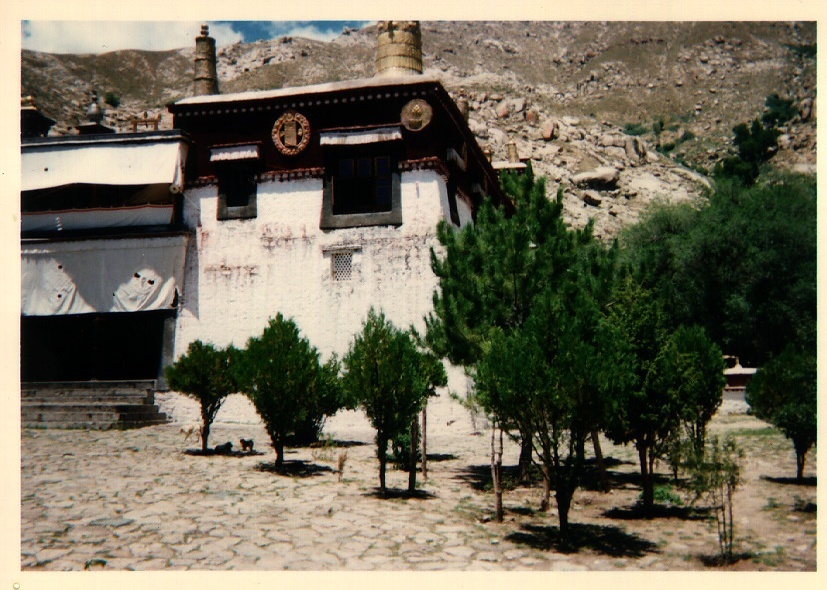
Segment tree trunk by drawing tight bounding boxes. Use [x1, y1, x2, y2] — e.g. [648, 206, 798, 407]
[591, 430, 609, 492]
[275, 440, 284, 469]
[540, 464, 551, 512]
[638, 444, 653, 514]
[556, 488, 572, 540]
[518, 433, 533, 482]
[421, 407, 428, 482]
[491, 425, 504, 522]
[796, 448, 807, 482]
[408, 416, 419, 492]
[378, 435, 388, 495]
[201, 421, 210, 453]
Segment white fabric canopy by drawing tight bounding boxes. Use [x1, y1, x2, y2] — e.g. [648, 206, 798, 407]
[22, 204, 174, 233]
[21, 235, 188, 316]
[320, 127, 402, 146]
[22, 139, 188, 192]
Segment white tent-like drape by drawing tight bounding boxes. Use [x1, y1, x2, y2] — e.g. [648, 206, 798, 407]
[22, 137, 188, 193]
[21, 235, 189, 316]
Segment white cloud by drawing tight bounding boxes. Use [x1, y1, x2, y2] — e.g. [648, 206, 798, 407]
[266, 23, 359, 43]
[21, 21, 244, 54]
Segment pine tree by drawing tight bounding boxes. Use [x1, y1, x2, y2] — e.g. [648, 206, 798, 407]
[343, 309, 436, 495]
[426, 167, 587, 477]
[233, 314, 334, 468]
[165, 340, 237, 452]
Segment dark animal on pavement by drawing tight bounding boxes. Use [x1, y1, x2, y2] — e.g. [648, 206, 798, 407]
[214, 441, 233, 454]
[240, 438, 254, 452]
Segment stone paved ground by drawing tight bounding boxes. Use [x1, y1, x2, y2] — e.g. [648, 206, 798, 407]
[19, 392, 817, 571]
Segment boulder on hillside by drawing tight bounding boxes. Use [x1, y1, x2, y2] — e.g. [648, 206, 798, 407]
[541, 119, 559, 140]
[571, 166, 620, 189]
[624, 136, 647, 162]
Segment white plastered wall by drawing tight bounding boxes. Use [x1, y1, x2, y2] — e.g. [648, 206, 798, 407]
[174, 169, 464, 361]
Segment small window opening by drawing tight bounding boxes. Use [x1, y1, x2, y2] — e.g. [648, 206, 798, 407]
[331, 252, 353, 281]
[217, 163, 257, 220]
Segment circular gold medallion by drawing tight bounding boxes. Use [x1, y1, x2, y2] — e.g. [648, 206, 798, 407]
[401, 99, 433, 132]
[272, 110, 310, 155]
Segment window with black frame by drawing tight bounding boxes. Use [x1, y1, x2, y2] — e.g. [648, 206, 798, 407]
[216, 162, 257, 220]
[320, 141, 402, 229]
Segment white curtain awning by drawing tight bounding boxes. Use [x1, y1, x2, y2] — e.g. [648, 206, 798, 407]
[22, 204, 174, 233]
[22, 139, 189, 192]
[21, 235, 188, 316]
[210, 144, 260, 162]
[320, 127, 402, 146]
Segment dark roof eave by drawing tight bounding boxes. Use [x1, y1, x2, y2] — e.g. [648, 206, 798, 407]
[22, 129, 192, 150]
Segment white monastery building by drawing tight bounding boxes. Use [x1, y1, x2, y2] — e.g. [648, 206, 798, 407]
[20, 22, 511, 398]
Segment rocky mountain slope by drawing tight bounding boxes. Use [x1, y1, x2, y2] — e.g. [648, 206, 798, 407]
[21, 21, 816, 239]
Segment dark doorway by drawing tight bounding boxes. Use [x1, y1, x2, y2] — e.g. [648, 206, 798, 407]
[21, 311, 172, 382]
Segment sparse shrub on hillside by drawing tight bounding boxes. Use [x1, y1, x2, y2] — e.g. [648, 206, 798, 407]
[624, 122, 648, 136]
[762, 93, 797, 127]
[104, 91, 121, 108]
[784, 42, 816, 59]
[678, 130, 696, 143]
[714, 119, 780, 185]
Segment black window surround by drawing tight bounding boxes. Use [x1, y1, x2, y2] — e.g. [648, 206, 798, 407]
[319, 128, 403, 229]
[216, 163, 258, 220]
[211, 144, 260, 221]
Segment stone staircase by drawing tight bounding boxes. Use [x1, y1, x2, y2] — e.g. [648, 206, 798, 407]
[21, 381, 169, 430]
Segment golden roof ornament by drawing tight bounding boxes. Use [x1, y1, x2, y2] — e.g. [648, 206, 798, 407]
[401, 99, 433, 131]
[376, 21, 423, 77]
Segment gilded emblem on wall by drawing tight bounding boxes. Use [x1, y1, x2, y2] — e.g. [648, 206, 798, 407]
[401, 99, 433, 132]
[272, 110, 310, 155]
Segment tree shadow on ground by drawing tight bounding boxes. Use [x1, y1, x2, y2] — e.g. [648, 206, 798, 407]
[184, 449, 265, 458]
[761, 475, 817, 487]
[580, 460, 646, 492]
[253, 459, 335, 477]
[698, 551, 755, 568]
[794, 498, 817, 514]
[603, 503, 710, 521]
[363, 488, 436, 500]
[456, 463, 526, 492]
[506, 522, 659, 557]
[299, 439, 368, 449]
[426, 453, 458, 462]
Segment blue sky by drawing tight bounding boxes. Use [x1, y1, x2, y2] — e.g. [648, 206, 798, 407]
[21, 21, 372, 54]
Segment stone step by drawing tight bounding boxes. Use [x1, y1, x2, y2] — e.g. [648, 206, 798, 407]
[22, 418, 169, 431]
[22, 405, 166, 419]
[21, 381, 167, 430]
[21, 391, 152, 404]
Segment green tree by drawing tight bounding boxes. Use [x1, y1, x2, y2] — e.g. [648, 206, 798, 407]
[476, 280, 632, 537]
[745, 346, 817, 481]
[234, 314, 334, 468]
[343, 309, 434, 495]
[292, 355, 345, 444]
[619, 173, 816, 368]
[165, 340, 237, 452]
[426, 167, 586, 477]
[605, 277, 684, 514]
[669, 325, 725, 454]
